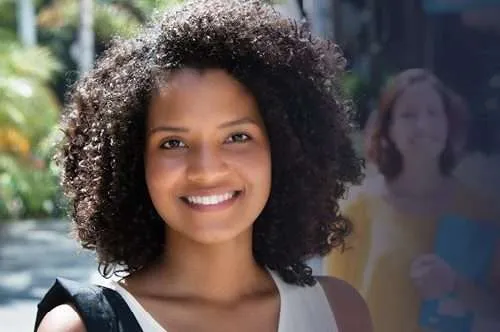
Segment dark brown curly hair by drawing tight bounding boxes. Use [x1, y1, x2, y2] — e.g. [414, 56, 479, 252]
[58, 0, 362, 286]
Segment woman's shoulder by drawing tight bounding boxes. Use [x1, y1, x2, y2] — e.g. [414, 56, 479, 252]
[36, 304, 86, 332]
[452, 179, 500, 222]
[316, 276, 373, 332]
[35, 277, 138, 332]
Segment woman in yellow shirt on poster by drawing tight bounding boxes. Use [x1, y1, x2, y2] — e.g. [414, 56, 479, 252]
[325, 69, 500, 332]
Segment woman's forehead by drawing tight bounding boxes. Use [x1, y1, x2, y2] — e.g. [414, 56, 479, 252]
[396, 82, 443, 108]
[147, 69, 261, 126]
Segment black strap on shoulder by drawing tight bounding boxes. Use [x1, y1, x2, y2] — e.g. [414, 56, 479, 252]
[100, 286, 144, 332]
[34, 278, 143, 332]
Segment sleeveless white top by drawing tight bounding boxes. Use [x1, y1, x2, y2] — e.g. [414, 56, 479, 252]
[100, 270, 338, 332]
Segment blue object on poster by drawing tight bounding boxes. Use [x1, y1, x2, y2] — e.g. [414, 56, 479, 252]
[418, 214, 499, 332]
[423, 0, 500, 13]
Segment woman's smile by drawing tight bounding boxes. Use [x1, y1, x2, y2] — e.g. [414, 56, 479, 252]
[180, 190, 244, 212]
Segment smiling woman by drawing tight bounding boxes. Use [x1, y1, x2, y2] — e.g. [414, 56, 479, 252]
[326, 69, 500, 332]
[33, 1, 369, 331]
[145, 69, 272, 245]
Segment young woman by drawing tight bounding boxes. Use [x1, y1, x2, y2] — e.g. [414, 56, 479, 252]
[326, 68, 500, 332]
[34, 1, 371, 331]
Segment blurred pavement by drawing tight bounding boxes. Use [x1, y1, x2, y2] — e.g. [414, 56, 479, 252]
[0, 219, 99, 331]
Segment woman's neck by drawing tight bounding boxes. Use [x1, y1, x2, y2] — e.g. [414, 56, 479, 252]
[388, 159, 448, 198]
[383, 160, 456, 217]
[126, 228, 274, 305]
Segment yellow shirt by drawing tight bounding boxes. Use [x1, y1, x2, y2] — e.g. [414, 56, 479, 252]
[325, 182, 498, 332]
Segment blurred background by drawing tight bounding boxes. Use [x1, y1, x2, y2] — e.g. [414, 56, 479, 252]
[1, 0, 499, 330]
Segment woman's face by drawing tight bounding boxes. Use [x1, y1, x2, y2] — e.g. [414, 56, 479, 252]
[145, 69, 271, 245]
[389, 82, 449, 163]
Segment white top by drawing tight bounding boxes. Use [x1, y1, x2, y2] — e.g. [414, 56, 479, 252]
[99, 270, 338, 332]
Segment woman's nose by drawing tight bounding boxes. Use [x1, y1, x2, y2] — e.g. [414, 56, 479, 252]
[186, 145, 229, 185]
[415, 113, 430, 131]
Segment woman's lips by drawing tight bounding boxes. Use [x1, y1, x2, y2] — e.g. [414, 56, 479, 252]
[180, 191, 243, 212]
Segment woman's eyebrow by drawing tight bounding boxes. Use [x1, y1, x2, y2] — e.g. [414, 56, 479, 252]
[148, 117, 258, 136]
[148, 126, 188, 136]
[218, 117, 258, 129]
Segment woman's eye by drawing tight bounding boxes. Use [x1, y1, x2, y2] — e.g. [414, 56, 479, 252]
[160, 139, 186, 149]
[225, 133, 251, 144]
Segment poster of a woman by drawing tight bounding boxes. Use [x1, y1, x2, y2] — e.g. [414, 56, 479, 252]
[325, 68, 500, 332]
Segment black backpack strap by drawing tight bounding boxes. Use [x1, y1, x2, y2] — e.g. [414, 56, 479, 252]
[100, 287, 144, 332]
[34, 278, 143, 332]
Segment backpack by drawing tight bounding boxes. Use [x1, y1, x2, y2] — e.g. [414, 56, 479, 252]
[34, 278, 143, 332]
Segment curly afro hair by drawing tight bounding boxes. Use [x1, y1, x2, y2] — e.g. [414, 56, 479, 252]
[58, 0, 363, 286]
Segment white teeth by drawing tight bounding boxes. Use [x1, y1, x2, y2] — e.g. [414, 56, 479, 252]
[186, 192, 236, 205]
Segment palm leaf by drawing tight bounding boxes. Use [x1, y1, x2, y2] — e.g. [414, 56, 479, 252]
[0, 43, 61, 142]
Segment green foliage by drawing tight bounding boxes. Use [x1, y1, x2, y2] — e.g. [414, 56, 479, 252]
[0, 0, 16, 29]
[39, 0, 138, 40]
[0, 146, 64, 219]
[0, 41, 61, 140]
[0, 30, 63, 220]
